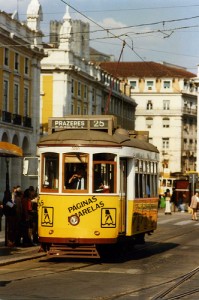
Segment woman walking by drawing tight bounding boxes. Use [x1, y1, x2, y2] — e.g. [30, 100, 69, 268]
[190, 192, 199, 221]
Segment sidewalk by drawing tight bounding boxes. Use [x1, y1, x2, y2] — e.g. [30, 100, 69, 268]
[0, 216, 46, 266]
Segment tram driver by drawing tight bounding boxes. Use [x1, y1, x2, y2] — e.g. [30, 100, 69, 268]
[68, 167, 85, 190]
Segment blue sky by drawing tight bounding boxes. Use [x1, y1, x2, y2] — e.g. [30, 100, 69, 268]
[1, 0, 199, 73]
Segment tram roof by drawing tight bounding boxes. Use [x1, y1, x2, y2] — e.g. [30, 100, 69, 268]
[38, 129, 159, 153]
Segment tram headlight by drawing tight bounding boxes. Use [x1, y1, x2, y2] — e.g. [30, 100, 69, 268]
[68, 214, 80, 226]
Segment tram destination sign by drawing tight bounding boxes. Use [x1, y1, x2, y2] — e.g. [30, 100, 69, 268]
[52, 119, 88, 129]
[51, 119, 109, 130]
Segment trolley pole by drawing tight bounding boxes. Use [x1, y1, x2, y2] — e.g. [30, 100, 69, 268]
[193, 72, 199, 173]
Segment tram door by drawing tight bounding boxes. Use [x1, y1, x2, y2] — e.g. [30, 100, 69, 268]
[119, 159, 127, 233]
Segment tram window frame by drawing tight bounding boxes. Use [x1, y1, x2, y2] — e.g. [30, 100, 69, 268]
[143, 161, 146, 172]
[41, 152, 59, 193]
[63, 153, 89, 193]
[93, 153, 117, 194]
[152, 163, 158, 197]
[138, 160, 144, 198]
[93, 161, 116, 193]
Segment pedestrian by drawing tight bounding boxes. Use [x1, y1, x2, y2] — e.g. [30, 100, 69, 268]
[170, 189, 177, 212]
[21, 188, 33, 246]
[190, 192, 198, 221]
[164, 189, 172, 214]
[14, 186, 23, 246]
[177, 192, 185, 212]
[29, 186, 39, 245]
[3, 188, 17, 247]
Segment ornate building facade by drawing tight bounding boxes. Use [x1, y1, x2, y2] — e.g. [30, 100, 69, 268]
[0, 0, 44, 194]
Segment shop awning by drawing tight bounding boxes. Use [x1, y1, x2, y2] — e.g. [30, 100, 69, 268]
[0, 142, 23, 157]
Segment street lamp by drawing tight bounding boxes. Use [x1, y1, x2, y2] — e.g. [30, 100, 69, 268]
[192, 70, 199, 173]
[5, 157, 10, 191]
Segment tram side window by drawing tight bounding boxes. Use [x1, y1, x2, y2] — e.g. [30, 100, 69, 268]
[63, 153, 88, 192]
[42, 153, 59, 191]
[135, 159, 143, 198]
[146, 174, 151, 197]
[154, 174, 158, 196]
[135, 160, 158, 198]
[135, 159, 139, 198]
[93, 153, 117, 193]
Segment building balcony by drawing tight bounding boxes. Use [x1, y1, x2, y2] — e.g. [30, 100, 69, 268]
[1, 111, 32, 128]
[23, 116, 32, 128]
[182, 107, 197, 116]
[2, 111, 12, 123]
[181, 88, 197, 95]
[13, 114, 22, 125]
[182, 150, 196, 157]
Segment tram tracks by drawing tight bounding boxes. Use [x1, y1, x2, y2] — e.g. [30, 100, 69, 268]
[91, 266, 199, 300]
[151, 266, 199, 299]
[92, 225, 199, 300]
[1, 218, 198, 300]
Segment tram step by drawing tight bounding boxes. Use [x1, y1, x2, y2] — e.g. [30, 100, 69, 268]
[48, 244, 100, 259]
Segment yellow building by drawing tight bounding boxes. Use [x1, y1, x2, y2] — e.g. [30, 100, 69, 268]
[0, 1, 44, 194]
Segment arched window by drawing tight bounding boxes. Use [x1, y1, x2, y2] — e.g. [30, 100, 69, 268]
[146, 100, 153, 110]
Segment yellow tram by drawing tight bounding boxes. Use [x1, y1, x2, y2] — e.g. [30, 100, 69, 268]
[37, 115, 159, 258]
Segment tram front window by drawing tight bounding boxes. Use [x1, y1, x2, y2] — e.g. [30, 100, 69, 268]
[41, 153, 59, 191]
[64, 153, 88, 192]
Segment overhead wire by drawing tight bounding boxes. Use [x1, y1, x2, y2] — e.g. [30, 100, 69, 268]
[59, 0, 144, 70]
[43, 14, 199, 36]
[58, 0, 199, 68]
[1, 22, 197, 47]
[60, 2, 199, 91]
[1, 3, 198, 52]
[104, 41, 126, 115]
[11, 0, 199, 47]
[58, 0, 153, 112]
[59, 0, 128, 46]
[88, 15, 199, 33]
[2, 1, 197, 72]
[18, 4, 199, 18]
[57, 0, 158, 64]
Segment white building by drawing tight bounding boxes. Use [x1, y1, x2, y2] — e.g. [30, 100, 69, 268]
[100, 61, 197, 175]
